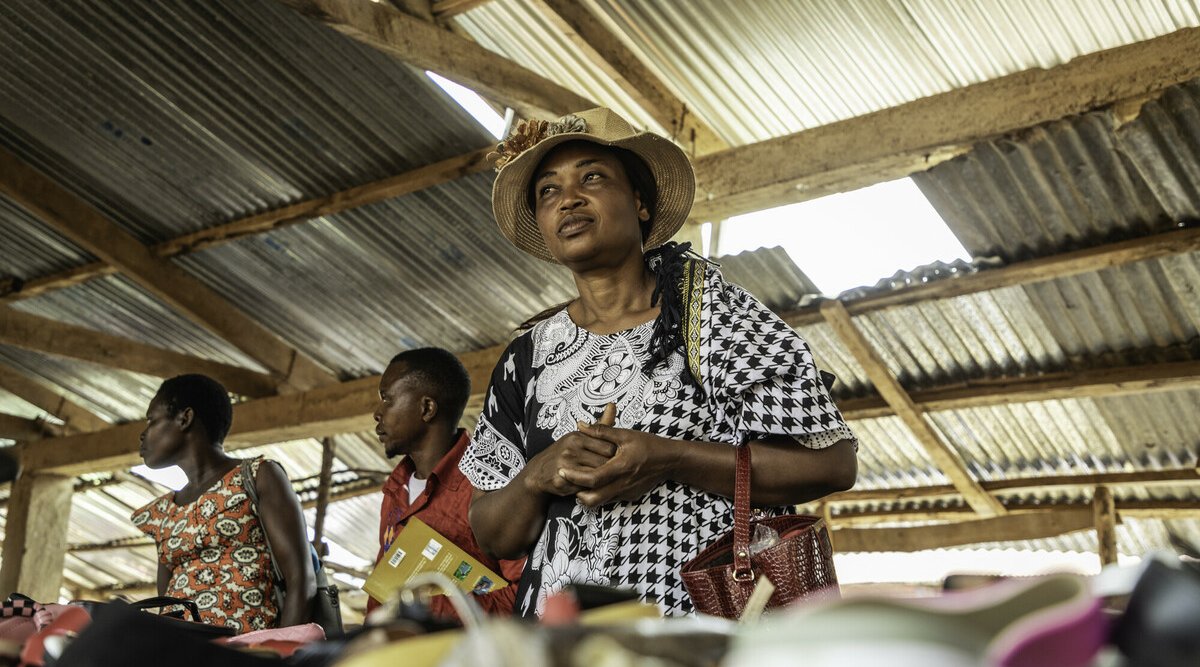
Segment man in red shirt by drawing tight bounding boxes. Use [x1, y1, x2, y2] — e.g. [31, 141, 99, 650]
[368, 348, 524, 618]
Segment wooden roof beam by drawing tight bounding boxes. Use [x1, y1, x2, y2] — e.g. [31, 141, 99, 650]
[690, 27, 1200, 221]
[838, 359, 1200, 421]
[0, 147, 335, 392]
[821, 300, 1005, 516]
[825, 467, 1200, 506]
[1, 148, 494, 305]
[831, 508, 1095, 552]
[784, 225, 1200, 329]
[830, 499, 1200, 527]
[22, 342, 1200, 476]
[430, 0, 491, 20]
[530, 0, 727, 155]
[20, 343, 503, 475]
[0, 412, 60, 441]
[275, 0, 594, 119]
[0, 307, 277, 398]
[0, 362, 109, 433]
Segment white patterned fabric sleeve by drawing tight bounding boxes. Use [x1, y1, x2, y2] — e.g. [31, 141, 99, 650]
[460, 337, 531, 491]
[706, 275, 856, 450]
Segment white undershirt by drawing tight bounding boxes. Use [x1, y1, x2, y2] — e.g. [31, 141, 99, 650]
[407, 475, 427, 504]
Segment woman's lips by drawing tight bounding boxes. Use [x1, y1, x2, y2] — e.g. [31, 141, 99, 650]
[558, 214, 594, 237]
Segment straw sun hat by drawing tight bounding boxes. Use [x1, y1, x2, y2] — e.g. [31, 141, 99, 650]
[489, 107, 696, 263]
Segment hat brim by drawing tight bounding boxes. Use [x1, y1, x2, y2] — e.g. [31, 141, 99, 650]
[492, 132, 696, 264]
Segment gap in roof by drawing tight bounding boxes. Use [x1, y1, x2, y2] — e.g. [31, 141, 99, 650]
[425, 71, 508, 140]
[717, 178, 970, 296]
[131, 464, 188, 491]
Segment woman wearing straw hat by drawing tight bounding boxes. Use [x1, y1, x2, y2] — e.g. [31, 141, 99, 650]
[460, 108, 858, 617]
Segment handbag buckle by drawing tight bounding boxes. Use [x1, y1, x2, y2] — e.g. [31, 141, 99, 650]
[733, 566, 755, 582]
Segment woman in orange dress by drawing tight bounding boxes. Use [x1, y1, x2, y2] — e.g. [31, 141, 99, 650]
[130, 374, 316, 633]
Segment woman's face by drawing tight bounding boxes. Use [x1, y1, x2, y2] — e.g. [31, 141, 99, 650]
[138, 396, 186, 469]
[531, 142, 650, 268]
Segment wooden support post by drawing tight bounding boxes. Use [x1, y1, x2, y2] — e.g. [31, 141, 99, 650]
[1093, 485, 1119, 567]
[820, 300, 1005, 516]
[0, 472, 73, 601]
[311, 437, 336, 555]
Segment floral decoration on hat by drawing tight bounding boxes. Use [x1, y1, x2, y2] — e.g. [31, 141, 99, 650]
[488, 114, 589, 171]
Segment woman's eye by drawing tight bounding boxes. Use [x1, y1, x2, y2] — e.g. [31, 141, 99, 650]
[539, 185, 556, 198]
[584, 172, 601, 182]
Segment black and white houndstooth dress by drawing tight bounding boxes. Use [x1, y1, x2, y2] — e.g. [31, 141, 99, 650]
[460, 266, 856, 617]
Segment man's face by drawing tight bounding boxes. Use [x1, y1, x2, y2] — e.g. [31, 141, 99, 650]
[531, 142, 649, 268]
[373, 363, 428, 458]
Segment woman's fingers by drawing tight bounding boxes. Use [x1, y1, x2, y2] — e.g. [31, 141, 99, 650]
[597, 402, 617, 426]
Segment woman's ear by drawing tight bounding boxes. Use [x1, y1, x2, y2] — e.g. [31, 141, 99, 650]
[635, 192, 650, 222]
[176, 406, 195, 431]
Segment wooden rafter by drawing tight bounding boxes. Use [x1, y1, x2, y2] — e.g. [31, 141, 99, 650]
[689, 27, 1200, 221]
[21, 343, 502, 475]
[0, 147, 335, 392]
[1, 147, 495, 305]
[22, 342, 1200, 476]
[783, 225, 1200, 329]
[0, 363, 108, 433]
[838, 359, 1200, 421]
[0, 413, 59, 441]
[430, 0, 491, 20]
[830, 499, 1200, 527]
[275, 0, 594, 119]
[827, 467, 1200, 505]
[831, 508, 1096, 553]
[0, 307, 277, 398]
[820, 300, 1005, 516]
[530, 0, 727, 155]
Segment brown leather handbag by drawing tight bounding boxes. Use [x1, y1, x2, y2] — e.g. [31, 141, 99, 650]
[680, 444, 839, 619]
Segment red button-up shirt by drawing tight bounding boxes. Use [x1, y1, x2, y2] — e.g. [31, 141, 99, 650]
[368, 430, 525, 619]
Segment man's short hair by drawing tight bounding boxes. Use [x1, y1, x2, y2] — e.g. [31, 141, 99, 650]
[388, 348, 472, 424]
[155, 374, 233, 444]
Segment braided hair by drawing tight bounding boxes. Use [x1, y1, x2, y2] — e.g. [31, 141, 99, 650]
[517, 143, 704, 388]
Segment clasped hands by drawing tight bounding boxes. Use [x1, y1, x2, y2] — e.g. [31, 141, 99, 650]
[525, 403, 678, 507]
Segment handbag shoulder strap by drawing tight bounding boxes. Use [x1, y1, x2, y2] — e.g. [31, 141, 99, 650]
[732, 444, 753, 581]
[239, 458, 286, 589]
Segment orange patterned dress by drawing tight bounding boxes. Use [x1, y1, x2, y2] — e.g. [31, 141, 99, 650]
[131, 458, 279, 633]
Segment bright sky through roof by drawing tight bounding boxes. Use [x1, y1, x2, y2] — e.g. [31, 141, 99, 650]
[425, 71, 507, 140]
[717, 178, 971, 296]
[131, 464, 188, 491]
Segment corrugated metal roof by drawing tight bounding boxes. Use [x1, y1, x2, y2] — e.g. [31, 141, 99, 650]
[0, 0, 496, 245]
[0, 345, 158, 423]
[717, 246, 821, 311]
[568, 0, 1200, 145]
[2, 0, 1198, 591]
[0, 195, 95, 280]
[11, 274, 266, 372]
[174, 174, 577, 377]
[0, 388, 40, 421]
[454, 0, 667, 136]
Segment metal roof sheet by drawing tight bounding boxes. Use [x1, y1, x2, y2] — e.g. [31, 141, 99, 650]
[565, 0, 1200, 145]
[0, 345, 158, 423]
[11, 274, 266, 372]
[0, 195, 95, 280]
[0, 0, 495, 245]
[174, 173, 577, 377]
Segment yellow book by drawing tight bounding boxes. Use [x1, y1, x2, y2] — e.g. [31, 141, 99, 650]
[362, 517, 508, 602]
